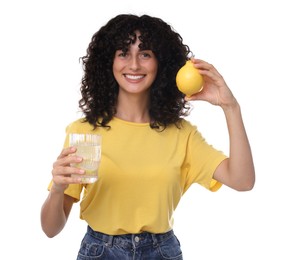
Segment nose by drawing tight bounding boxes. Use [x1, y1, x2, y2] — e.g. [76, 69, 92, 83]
[129, 56, 140, 71]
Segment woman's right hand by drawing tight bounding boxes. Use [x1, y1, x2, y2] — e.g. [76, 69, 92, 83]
[51, 147, 84, 192]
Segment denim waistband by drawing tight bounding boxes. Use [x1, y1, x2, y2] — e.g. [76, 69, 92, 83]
[86, 226, 174, 248]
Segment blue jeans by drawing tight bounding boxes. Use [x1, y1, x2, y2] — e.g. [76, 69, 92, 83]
[76, 226, 183, 260]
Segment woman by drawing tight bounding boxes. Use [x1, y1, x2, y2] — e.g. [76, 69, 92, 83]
[41, 14, 255, 260]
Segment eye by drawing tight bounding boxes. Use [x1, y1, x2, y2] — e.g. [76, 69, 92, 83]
[142, 53, 150, 58]
[140, 51, 153, 59]
[115, 50, 128, 58]
[119, 52, 127, 57]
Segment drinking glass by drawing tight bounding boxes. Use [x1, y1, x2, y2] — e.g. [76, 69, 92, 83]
[69, 133, 101, 183]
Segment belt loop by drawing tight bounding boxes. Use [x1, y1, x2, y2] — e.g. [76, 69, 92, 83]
[151, 233, 158, 247]
[106, 234, 114, 247]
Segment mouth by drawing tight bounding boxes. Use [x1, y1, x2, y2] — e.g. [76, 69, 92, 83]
[124, 74, 145, 80]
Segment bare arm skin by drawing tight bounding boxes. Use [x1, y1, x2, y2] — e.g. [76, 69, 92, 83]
[213, 102, 255, 191]
[41, 147, 84, 237]
[41, 189, 74, 238]
[186, 59, 255, 191]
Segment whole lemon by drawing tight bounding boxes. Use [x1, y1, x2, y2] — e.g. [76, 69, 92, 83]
[176, 60, 203, 96]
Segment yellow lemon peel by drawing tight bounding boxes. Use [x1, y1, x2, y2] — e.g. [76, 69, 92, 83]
[176, 60, 203, 97]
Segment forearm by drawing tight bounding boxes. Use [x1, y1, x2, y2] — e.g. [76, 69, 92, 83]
[41, 187, 68, 238]
[223, 102, 255, 190]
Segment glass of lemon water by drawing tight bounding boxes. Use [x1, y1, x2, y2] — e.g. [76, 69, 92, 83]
[69, 133, 101, 183]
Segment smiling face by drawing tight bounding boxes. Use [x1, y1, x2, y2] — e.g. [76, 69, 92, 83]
[112, 31, 158, 96]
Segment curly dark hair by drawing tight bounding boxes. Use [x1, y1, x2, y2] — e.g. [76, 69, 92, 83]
[79, 14, 192, 130]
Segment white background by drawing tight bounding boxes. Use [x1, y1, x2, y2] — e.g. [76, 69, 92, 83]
[1, 0, 288, 259]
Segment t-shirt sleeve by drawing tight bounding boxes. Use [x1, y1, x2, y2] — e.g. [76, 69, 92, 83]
[181, 127, 228, 193]
[47, 181, 83, 202]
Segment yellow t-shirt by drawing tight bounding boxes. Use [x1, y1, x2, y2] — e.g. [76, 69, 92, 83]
[48, 117, 227, 235]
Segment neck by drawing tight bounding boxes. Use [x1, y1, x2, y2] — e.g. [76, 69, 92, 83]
[115, 92, 150, 123]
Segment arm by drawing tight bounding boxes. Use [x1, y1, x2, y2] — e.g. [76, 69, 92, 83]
[186, 59, 255, 191]
[213, 102, 255, 191]
[41, 147, 84, 237]
[41, 188, 74, 238]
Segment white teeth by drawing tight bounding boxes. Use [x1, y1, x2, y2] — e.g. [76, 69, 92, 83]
[125, 74, 144, 80]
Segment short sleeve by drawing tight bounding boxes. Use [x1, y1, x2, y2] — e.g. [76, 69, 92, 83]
[47, 181, 83, 202]
[181, 127, 227, 193]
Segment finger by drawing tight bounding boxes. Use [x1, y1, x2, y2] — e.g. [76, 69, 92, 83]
[199, 69, 223, 82]
[57, 146, 77, 160]
[52, 174, 83, 187]
[52, 165, 85, 177]
[193, 59, 222, 77]
[53, 153, 83, 169]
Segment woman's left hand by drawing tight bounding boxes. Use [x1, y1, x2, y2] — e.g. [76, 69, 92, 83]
[185, 59, 237, 110]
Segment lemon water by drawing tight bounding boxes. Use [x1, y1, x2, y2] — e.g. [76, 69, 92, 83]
[71, 144, 101, 183]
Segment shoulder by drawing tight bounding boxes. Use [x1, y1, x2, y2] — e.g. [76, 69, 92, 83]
[162, 119, 198, 140]
[177, 118, 198, 134]
[65, 118, 95, 133]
